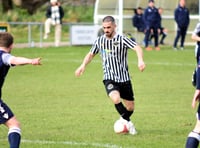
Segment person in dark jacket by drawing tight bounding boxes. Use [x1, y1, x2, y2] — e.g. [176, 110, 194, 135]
[43, 0, 64, 47]
[173, 0, 190, 50]
[143, 0, 160, 51]
[132, 7, 145, 33]
[149, 7, 168, 45]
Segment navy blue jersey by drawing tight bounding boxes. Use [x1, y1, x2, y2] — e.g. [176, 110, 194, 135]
[192, 23, 200, 89]
[192, 23, 200, 60]
[197, 64, 200, 90]
[0, 50, 13, 98]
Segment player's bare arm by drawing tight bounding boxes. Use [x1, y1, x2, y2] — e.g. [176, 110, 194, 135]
[133, 45, 145, 72]
[75, 52, 95, 77]
[191, 34, 200, 42]
[192, 89, 200, 108]
[10, 57, 41, 66]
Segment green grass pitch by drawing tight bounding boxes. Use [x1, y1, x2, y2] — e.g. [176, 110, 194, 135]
[0, 45, 197, 147]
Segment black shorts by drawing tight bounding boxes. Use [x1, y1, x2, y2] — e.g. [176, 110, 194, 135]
[0, 99, 14, 124]
[103, 80, 134, 101]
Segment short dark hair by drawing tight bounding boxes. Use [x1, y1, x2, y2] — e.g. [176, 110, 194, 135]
[0, 32, 14, 48]
[149, 0, 154, 3]
[102, 16, 115, 23]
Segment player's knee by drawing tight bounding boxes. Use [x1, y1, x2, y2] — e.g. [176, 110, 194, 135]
[111, 97, 121, 104]
[5, 116, 20, 128]
[109, 91, 121, 104]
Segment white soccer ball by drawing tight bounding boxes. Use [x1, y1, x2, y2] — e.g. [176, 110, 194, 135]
[113, 119, 129, 134]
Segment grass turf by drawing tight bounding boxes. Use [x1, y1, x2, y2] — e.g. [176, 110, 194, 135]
[0, 45, 197, 148]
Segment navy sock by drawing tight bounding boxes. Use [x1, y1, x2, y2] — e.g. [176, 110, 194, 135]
[186, 132, 200, 148]
[8, 127, 21, 148]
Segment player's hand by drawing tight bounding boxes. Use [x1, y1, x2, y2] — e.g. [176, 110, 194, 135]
[138, 61, 145, 72]
[75, 65, 85, 77]
[32, 58, 42, 65]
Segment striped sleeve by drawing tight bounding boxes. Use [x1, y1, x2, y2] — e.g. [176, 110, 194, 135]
[90, 37, 101, 54]
[123, 35, 137, 49]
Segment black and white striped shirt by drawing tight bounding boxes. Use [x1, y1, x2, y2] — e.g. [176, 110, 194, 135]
[90, 33, 137, 82]
[51, 6, 61, 25]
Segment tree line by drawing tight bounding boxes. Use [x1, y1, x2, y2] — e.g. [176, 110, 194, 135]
[1, 0, 96, 15]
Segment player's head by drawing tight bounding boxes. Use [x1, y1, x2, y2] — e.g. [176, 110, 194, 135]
[0, 32, 14, 50]
[102, 16, 116, 38]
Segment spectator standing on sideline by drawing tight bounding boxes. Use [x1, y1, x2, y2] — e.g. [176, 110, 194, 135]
[75, 16, 145, 135]
[0, 32, 41, 148]
[185, 22, 200, 148]
[149, 7, 168, 45]
[43, 0, 64, 47]
[173, 0, 190, 50]
[143, 0, 160, 51]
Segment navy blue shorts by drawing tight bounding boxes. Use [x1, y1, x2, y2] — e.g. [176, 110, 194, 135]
[103, 80, 134, 101]
[0, 99, 14, 124]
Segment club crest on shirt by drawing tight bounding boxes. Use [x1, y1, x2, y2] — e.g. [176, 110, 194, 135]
[107, 83, 114, 90]
[113, 41, 119, 46]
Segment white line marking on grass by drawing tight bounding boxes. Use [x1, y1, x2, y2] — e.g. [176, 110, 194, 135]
[146, 62, 194, 66]
[22, 139, 123, 148]
[0, 139, 124, 148]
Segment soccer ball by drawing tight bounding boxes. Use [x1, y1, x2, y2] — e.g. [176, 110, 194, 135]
[113, 119, 129, 134]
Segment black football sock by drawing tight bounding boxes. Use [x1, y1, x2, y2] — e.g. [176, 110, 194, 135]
[186, 131, 200, 148]
[160, 34, 166, 44]
[115, 102, 130, 121]
[127, 110, 133, 120]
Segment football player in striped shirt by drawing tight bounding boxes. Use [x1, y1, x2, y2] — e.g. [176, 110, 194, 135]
[75, 16, 145, 135]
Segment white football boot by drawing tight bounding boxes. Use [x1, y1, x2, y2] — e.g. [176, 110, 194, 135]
[119, 117, 137, 135]
[128, 121, 137, 135]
